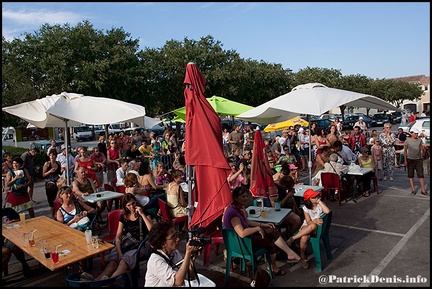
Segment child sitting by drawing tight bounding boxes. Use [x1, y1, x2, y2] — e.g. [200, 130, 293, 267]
[286, 189, 330, 269]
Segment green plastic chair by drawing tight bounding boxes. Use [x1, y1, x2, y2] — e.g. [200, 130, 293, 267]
[294, 211, 333, 272]
[222, 228, 273, 286]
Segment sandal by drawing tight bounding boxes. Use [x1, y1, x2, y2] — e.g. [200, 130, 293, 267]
[362, 191, 370, 197]
[286, 237, 294, 247]
[301, 258, 309, 269]
[411, 191, 417, 195]
[287, 258, 300, 263]
[420, 191, 429, 196]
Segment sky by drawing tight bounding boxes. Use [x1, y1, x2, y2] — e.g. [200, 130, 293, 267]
[2, 2, 430, 80]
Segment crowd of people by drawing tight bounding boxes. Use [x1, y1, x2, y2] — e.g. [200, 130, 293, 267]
[1, 114, 430, 285]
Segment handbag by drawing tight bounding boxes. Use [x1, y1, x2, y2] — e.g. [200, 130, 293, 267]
[120, 232, 140, 253]
[235, 235, 271, 287]
[119, 216, 144, 253]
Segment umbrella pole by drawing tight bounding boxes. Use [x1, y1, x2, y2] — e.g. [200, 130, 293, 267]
[186, 164, 195, 233]
[307, 115, 312, 185]
[64, 120, 70, 186]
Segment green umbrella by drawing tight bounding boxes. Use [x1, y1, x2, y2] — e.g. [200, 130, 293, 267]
[172, 95, 253, 122]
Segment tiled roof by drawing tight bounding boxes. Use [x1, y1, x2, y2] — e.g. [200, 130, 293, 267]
[388, 75, 430, 85]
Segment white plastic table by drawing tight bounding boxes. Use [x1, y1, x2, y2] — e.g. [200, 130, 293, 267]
[246, 206, 291, 226]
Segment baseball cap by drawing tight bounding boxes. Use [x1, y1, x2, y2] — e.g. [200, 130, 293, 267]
[303, 189, 320, 201]
[61, 144, 66, 150]
[410, 128, 420, 134]
[289, 164, 298, 170]
[359, 117, 363, 120]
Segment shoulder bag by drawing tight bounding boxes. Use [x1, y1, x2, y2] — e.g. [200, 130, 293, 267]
[120, 216, 143, 253]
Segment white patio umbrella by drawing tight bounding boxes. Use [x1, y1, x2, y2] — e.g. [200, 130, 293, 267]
[237, 83, 399, 184]
[3, 92, 147, 184]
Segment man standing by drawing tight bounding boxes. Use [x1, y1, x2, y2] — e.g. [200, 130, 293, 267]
[354, 117, 368, 134]
[404, 128, 427, 196]
[348, 126, 367, 155]
[21, 147, 40, 203]
[228, 124, 244, 155]
[56, 145, 76, 181]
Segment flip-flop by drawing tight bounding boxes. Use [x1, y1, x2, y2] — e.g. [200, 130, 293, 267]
[411, 191, 417, 195]
[362, 192, 370, 197]
[421, 191, 429, 196]
[287, 258, 300, 263]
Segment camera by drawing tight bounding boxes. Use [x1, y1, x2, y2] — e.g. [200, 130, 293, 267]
[187, 227, 212, 247]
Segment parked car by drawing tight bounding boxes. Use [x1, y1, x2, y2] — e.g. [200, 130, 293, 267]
[398, 117, 430, 137]
[310, 118, 332, 131]
[72, 125, 93, 142]
[221, 119, 242, 131]
[31, 140, 64, 152]
[319, 114, 342, 122]
[389, 111, 402, 124]
[371, 113, 391, 127]
[341, 114, 373, 130]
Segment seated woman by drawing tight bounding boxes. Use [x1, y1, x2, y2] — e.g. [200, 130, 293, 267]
[275, 175, 302, 236]
[56, 185, 95, 231]
[124, 172, 148, 206]
[80, 193, 153, 281]
[139, 160, 168, 197]
[166, 170, 187, 218]
[223, 186, 300, 276]
[145, 221, 200, 287]
[358, 146, 376, 197]
[72, 167, 106, 223]
[2, 207, 30, 277]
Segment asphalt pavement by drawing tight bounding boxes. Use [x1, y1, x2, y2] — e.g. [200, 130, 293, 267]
[2, 132, 431, 287]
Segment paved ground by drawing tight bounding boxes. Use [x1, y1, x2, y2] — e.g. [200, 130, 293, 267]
[2, 141, 430, 287]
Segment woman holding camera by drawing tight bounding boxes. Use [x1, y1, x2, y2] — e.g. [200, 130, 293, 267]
[223, 186, 300, 276]
[145, 221, 201, 287]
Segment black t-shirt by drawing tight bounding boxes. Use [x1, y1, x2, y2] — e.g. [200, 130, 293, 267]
[2, 207, 19, 222]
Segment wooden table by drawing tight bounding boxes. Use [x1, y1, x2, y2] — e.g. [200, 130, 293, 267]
[80, 190, 124, 203]
[2, 216, 114, 271]
[246, 206, 291, 226]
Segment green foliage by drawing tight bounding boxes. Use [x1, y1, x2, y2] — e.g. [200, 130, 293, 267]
[2, 21, 426, 127]
[2, 146, 27, 159]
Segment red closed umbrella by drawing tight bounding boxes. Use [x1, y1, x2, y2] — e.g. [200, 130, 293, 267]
[250, 129, 278, 199]
[184, 63, 232, 228]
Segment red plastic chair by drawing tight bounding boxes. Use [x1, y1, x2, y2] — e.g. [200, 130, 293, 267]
[202, 215, 224, 267]
[157, 198, 187, 231]
[100, 209, 122, 268]
[321, 172, 344, 206]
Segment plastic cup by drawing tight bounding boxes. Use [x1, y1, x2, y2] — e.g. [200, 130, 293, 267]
[23, 232, 29, 243]
[51, 252, 59, 264]
[19, 212, 26, 222]
[91, 236, 99, 249]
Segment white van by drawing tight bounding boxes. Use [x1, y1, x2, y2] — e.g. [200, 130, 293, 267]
[73, 125, 93, 142]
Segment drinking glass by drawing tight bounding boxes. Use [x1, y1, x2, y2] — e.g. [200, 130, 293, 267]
[44, 245, 52, 259]
[28, 232, 36, 247]
[19, 212, 26, 223]
[51, 252, 59, 264]
[85, 229, 92, 245]
[91, 236, 99, 249]
[260, 208, 267, 219]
